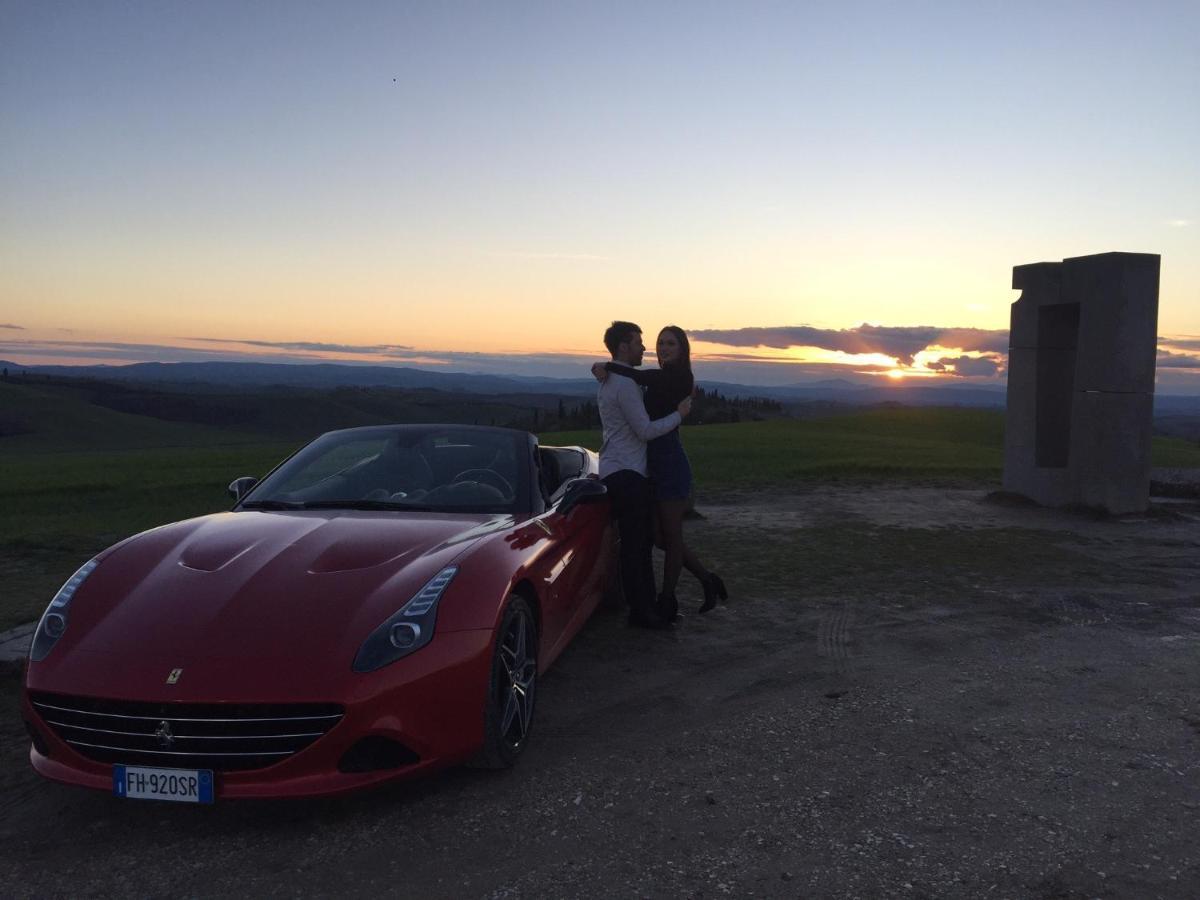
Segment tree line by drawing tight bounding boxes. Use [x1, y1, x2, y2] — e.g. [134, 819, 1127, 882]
[531, 386, 783, 432]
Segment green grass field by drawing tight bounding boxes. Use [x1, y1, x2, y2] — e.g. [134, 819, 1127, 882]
[0, 380, 267, 451]
[0, 442, 301, 631]
[552, 407, 1011, 486]
[2, 401, 1198, 631]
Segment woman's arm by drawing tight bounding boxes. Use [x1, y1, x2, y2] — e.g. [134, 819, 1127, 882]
[612, 364, 692, 404]
[603, 361, 660, 387]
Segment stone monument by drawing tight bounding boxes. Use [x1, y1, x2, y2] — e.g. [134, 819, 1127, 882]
[1003, 252, 1160, 514]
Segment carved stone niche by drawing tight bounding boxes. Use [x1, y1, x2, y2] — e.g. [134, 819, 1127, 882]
[1003, 252, 1160, 514]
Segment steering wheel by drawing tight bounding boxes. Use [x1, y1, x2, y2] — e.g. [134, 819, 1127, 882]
[452, 468, 513, 496]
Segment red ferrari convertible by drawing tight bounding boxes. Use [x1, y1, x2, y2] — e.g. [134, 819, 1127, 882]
[22, 425, 613, 802]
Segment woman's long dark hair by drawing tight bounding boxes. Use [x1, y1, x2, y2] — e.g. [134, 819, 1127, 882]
[659, 325, 691, 373]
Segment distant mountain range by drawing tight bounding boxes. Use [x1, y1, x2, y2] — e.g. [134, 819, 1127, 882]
[2, 358, 1198, 414]
[1, 359, 599, 395]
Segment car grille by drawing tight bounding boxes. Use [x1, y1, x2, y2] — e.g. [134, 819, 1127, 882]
[29, 692, 344, 772]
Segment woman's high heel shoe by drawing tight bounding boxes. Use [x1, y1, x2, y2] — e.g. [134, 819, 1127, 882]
[710, 573, 728, 601]
[698, 573, 726, 614]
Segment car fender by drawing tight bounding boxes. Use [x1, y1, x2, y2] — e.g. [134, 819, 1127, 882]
[434, 517, 559, 634]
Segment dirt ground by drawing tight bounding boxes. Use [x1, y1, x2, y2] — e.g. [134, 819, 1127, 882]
[2, 484, 1199, 899]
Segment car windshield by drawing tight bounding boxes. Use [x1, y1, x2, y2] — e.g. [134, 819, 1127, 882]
[241, 426, 526, 514]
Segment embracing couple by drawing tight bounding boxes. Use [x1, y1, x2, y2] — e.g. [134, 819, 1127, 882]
[594, 321, 727, 630]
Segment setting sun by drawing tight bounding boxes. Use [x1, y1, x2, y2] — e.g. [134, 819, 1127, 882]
[886, 369, 906, 380]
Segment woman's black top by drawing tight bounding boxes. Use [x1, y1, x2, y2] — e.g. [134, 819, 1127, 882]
[604, 362, 694, 420]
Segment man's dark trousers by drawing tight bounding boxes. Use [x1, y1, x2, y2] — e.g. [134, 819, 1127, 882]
[602, 468, 656, 619]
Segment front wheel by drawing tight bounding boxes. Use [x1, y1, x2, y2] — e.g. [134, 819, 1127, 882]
[473, 595, 538, 769]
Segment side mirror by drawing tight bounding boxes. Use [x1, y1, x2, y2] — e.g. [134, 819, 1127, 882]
[557, 477, 607, 516]
[228, 476, 258, 501]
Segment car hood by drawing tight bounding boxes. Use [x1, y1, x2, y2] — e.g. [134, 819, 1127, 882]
[51, 510, 510, 675]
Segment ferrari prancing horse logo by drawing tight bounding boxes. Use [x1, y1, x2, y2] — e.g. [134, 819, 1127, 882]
[166, 668, 183, 685]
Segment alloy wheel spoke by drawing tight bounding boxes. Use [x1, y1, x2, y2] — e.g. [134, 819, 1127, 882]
[520, 680, 536, 732]
[496, 607, 536, 747]
[500, 691, 518, 735]
[512, 615, 526, 663]
[512, 691, 529, 738]
[505, 624, 527, 674]
[498, 647, 517, 682]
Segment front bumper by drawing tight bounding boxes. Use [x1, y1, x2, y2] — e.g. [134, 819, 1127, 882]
[22, 629, 494, 799]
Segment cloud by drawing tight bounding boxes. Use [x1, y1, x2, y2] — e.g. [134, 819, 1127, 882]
[0, 323, 24, 330]
[0, 338, 607, 380]
[690, 324, 1010, 366]
[693, 349, 896, 370]
[189, 338, 414, 354]
[1157, 368, 1200, 392]
[0, 339, 333, 365]
[0, 336, 907, 386]
[1160, 336, 1200, 352]
[927, 355, 1002, 377]
[1157, 349, 1200, 370]
[5, 332, 1194, 389]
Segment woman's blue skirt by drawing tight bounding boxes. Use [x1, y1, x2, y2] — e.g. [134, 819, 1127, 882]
[647, 430, 692, 501]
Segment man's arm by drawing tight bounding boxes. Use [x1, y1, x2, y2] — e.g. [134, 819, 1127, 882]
[615, 378, 681, 442]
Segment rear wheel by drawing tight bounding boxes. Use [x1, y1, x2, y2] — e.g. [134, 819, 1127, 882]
[473, 595, 538, 769]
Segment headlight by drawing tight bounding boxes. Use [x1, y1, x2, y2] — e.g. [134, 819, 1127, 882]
[353, 566, 458, 673]
[29, 558, 99, 662]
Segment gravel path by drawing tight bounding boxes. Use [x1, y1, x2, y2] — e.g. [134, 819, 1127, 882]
[2, 486, 1199, 898]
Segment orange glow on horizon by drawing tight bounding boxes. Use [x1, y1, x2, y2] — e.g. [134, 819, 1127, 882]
[0, 323, 1032, 384]
[690, 341, 904, 371]
[869, 367, 942, 380]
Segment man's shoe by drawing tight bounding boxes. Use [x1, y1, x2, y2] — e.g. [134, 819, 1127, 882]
[657, 592, 680, 622]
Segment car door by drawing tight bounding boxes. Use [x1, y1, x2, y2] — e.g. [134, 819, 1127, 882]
[531, 484, 612, 666]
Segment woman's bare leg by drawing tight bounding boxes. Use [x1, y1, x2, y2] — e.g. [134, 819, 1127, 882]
[682, 544, 710, 585]
[654, 501, 713, 592]
[656, 499, 685, 598]
[658, 499, 696, 598]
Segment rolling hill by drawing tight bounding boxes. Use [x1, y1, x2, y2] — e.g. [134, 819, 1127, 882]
[0, 378, 584, 452]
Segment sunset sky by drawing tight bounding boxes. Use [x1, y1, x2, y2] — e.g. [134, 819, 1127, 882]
[2, 2, 1198, 389]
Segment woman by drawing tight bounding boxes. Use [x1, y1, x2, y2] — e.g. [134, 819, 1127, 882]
[592, 325, 727, 617]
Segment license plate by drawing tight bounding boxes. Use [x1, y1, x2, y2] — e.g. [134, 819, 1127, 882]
[113, 765, 214, 804]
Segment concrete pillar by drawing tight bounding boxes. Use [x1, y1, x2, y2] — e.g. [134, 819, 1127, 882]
[1003, 252, 1160, 514]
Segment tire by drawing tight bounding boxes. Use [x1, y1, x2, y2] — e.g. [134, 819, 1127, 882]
[473, 595, 538, 769]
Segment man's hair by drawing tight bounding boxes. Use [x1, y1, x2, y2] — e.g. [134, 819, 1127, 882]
[604, 321, 641, 358]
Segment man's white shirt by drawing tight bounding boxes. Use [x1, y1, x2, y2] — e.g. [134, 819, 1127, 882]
[597, 373, 681, 478]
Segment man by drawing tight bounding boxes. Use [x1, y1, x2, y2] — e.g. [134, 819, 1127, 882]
[598, 321, 692, 628]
